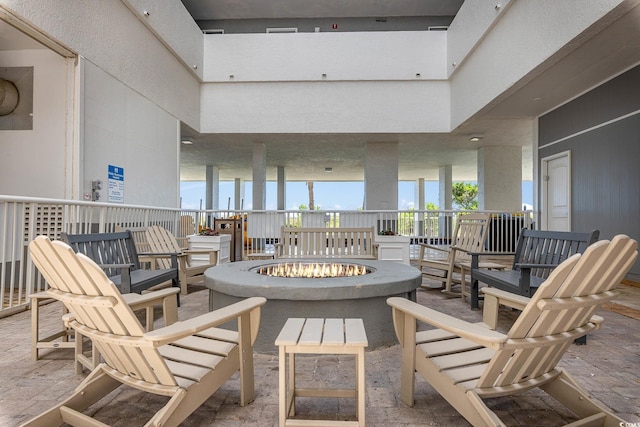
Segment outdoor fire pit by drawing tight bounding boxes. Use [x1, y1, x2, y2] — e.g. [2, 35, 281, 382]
[205, 259, 422, 353]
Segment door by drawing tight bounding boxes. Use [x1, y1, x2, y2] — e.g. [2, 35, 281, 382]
[542, 151, 571, 231]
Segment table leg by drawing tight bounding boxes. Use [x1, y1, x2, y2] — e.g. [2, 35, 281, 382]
[288, 352, 296, 416]
[357, 348, 366, 426]
[279, 346, 286, 427]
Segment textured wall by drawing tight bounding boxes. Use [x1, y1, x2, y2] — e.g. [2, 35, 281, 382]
[539, 65, 640, 278]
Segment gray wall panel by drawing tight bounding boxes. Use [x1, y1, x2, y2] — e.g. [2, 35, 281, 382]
[540, 65, 640, 145]
[539, 65, 640, 279]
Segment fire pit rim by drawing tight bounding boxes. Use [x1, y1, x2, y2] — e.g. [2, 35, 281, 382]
[205, 258, 421, 301]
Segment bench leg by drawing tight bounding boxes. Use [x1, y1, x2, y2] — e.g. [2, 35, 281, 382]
[471, 278, 480, 310]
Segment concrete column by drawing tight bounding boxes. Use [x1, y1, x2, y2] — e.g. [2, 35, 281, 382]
[415, 178, 425, 235]
[205, 165, 219, 211]
[252, 142, 267, 210]
[277, 166, 286, 210]
[364, 142, 398, 210]
[234, 178, 245, 210]
[478, 146, 522, 211]
[438, 165, 452, 210]
[416, 178, 425, 211]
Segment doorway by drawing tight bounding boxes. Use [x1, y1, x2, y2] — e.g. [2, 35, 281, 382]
[541, 151, 571, 231]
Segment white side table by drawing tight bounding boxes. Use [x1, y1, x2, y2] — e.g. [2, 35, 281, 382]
[275, 318, 368, 427]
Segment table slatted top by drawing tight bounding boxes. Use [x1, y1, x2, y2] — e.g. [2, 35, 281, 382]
[275, 318, 368, 347]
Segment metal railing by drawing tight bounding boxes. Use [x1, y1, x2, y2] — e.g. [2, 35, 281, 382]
[0, 195, 533, 316]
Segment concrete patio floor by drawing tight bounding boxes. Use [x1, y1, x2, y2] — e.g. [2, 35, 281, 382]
[1, 275, 639, 426]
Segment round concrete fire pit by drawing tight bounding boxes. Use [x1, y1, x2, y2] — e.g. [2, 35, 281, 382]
[205, 259, 422, 354]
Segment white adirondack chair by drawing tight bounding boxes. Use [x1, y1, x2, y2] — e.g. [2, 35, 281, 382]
[145, 225, 219, 295]
[389, 234, 637, 427]
[23, 236, 266, 427]
[417, 212, 492, 296]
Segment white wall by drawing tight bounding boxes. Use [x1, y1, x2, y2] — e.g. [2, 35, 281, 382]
[201, 31, 449, 134]
[0, 49, 71, 198]
[1, 0, 199, 206]
[204, 31, 447, 82]
[448, 0, 628, 129]
[1, 0, 201, 129]
[82, 60, 179, 207]
[201, 80, 450, 133]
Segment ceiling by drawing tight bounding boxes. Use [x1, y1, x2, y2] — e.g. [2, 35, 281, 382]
[2, 2, 639, 183]
[180, 0, 465, 20]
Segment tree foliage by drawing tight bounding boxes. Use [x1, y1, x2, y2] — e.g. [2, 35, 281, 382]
[452, 182, 478, 210]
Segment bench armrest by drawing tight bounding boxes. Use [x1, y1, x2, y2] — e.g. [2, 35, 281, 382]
[99, 263, 134, 269]
[516, 263, 558, 269]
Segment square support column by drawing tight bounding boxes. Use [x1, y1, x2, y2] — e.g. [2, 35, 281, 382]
[252, 142, 266, 211]
[478, 146, 522, 211]
[364, 142, 398, 211]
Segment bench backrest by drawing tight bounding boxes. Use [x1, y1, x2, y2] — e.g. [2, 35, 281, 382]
[513, 229, 599, 278]
[61, 231, 141, 277]
[279, 227, 375, 258]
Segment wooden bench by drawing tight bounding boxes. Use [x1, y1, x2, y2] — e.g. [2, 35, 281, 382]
[469, 229, 599, 309]
[274, 227, 377, 259]
[61, 231, 179, 294]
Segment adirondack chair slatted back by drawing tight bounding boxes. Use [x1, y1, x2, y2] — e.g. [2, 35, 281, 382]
[450, 213, 491, 262]
[61, 231, 141, 277]
[476, 235, 637, 390]
[514, 229, 599, 279]
[146, 225, 182, 270]
[29, 237, 178, 387]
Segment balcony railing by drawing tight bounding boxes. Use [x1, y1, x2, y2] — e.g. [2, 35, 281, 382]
[0, 195, 533, 316]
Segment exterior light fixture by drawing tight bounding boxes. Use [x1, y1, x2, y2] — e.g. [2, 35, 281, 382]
[181, 139, 193, 145]
[469, 136, 483, 142]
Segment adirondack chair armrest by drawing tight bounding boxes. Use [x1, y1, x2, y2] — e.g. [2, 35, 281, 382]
[274, 242, 283, 256]
[183, 249, 219, 264]
[419, 243, 449, 253]
[129, 287, 179, 303]
[138, 252, 180, 268]
[145, 296, 267, 346]
[481, 287, 530, 307]
[469, 251, 515, 268]
[387, 297, 506, 349]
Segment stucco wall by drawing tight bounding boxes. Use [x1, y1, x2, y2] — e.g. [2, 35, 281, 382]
[200, 31, 449, 134]
[449, 0, 627, 130]
[82, 60, 180, 207]
[1, 0, 202, 129]
[0, 49, 71, 198]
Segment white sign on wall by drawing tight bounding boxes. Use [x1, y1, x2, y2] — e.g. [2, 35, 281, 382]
[107, 165, 124, 203]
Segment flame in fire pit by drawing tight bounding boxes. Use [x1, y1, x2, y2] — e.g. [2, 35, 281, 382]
[257, 262, 369, 278]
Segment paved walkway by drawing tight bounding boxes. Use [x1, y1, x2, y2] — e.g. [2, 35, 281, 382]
[1, 278, 639, 426]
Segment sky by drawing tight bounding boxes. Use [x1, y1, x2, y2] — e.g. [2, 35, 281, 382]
[180, 181, 534, 211]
